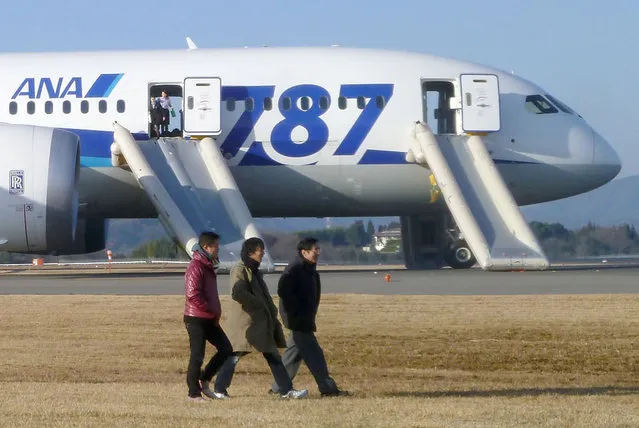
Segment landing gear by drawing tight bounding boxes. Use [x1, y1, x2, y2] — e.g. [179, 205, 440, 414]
[399, 213, 476, 270]
[443, 218, 476, 268]
[444, 240, 476, 269]
[400, 214, 445, 269]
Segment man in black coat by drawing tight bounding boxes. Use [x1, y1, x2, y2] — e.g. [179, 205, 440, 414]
[272, 237, 349, 397]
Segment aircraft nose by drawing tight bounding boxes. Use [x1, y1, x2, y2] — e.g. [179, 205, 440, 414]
[593, 131, 621, 180]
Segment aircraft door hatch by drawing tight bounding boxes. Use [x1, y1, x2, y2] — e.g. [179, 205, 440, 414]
[459, 74, 501, 133]
[183, 77, 222, 136]
[421, 80, 458, 135]
[149, 84, 183, 138]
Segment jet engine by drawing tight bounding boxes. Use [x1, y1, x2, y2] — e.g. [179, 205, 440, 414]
[0, 123, 80, 254]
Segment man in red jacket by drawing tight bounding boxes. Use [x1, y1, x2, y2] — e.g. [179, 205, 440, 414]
[184, 232, 233, 402]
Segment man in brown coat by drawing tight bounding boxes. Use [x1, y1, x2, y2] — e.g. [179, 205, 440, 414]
[214, 237, 308, 399]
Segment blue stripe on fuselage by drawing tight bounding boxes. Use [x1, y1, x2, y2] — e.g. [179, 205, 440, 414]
[69, 129, 540, 167]
[359, 149, 407, 165]
[85, 73, 124, 98]
[68, 128, 148, 163]
[81, 156, 113, 167]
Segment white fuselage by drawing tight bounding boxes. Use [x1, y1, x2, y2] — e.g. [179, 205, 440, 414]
[0, 47, 621, 218]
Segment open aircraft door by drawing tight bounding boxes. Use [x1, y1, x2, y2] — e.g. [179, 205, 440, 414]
[459, 74, 501, 133]
[183, 77, 222, 136]
[410, 74, 548, 270]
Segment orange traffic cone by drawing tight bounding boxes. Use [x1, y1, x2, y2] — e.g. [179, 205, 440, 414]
[384, 273, 391, 283]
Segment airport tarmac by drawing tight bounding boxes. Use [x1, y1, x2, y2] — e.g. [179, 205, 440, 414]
[0, 265, 638, 295]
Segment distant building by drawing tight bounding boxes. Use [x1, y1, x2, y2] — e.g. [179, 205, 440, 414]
[373, 228, 401, 252]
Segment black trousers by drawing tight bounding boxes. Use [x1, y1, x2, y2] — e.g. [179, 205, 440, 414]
[272, 330, 338, 394]
[184, 315, 233, 397]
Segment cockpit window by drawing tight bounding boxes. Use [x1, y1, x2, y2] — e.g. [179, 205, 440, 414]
[545, 94, 574, 115]
[525, 95, 558, 114]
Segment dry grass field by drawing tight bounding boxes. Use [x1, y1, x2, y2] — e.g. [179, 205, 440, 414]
[0, 294, 637, 427]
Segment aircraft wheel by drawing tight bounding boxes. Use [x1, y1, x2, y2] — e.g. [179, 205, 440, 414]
[445, 242, 476, 269]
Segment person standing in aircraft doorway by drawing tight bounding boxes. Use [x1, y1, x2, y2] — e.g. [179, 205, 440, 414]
[273, 237, 350, 397]
[156, 90, 172, 135]
[149, 97, 161, 137]
[214, 237, 309, 400]
[183, 232, 233, 402]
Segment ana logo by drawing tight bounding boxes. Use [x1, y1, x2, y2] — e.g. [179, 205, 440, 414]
[11, 73, 124, 99]
[9, 170, 24, 195]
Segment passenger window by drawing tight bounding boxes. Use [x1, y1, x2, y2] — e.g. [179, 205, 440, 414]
[525, 95, 558, 114]
[300, 96, 311, 111]
[99, 100, 107, 114]
[226, 98, 236, 112]
[9, 102, 17, 115]
[376, 96, 386, 109]
[81, 100, 89, 114]
[357, 96, 366, 109]
[63, 101, 71, 114]
[338, 96, 347, 110]
[27, 101, 35, 115]
[281, 97, 292, 111]
[319, 96, 329, 111]
[264, 97, 273, 111]
[117, 100, 126, 113]
[45, 101, 53, 114]
[245, 98, 254, 112]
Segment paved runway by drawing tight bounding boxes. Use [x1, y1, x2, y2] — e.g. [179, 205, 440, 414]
[0, 266, 638, 295]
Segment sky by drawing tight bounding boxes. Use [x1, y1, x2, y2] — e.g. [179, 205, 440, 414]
[2, 0, 638, 176]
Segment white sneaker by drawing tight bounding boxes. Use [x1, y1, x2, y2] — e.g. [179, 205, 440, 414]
[188, 396, 206, 403]
[213, 391, 231, 400]
[281, 389, 309, 399]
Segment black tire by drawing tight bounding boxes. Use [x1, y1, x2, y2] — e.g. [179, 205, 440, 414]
[444, 242, 476, 269]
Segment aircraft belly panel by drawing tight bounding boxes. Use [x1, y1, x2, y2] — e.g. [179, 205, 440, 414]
[232, 165, 438, 217]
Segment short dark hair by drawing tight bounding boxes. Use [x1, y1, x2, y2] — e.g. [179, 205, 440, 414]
[199, 231, 220, 248]
[242, 237, 264, 257]
[297, 237, 318, 254]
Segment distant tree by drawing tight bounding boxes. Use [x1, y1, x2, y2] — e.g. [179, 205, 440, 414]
[583, 222, 600, 232]
[381, 239, 401, 253]
[625, 224, 637, 240]
[574, 235, 610, 257]
[367, 220, 375, 240]
[530, 221, 571, 241]
[0, 252, 31, 264]
[387, 221, 401, 230]
[345, 225, 360, 247]
[344, 221, 369, 247]
[132, 238, 187, 260]
[330, 228, 348, 246]
[378, 220, 400, 234]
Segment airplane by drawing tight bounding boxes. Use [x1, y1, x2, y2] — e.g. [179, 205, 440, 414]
[0, 46, 621, 270]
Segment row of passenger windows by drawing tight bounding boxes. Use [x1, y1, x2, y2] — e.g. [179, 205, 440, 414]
[8, 94, 388, 116]
[224, 95, 387, 112]
[8, 100, 127, 115]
